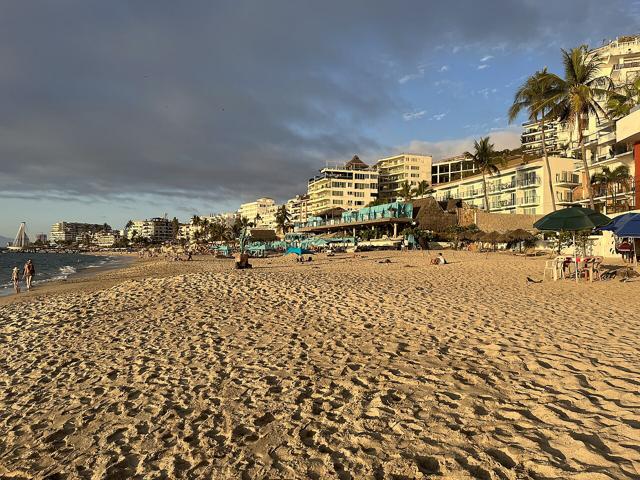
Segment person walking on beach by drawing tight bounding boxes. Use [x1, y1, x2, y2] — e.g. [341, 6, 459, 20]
[11, 266, 21, 294]
[23, 259, 35, 290]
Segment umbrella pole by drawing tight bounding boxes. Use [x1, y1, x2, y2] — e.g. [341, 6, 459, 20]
[574, 231, 578, 284]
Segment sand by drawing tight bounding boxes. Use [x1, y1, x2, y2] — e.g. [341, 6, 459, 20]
[0, 251, 638, 479]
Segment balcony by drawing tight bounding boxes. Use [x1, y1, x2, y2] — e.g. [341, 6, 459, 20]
[556, 192, 574, 205]
[554, 172, 580, 187]
[597, 130, 616, 145]
[487, 180, 516, 194]
[490, 198, 516, 210]
[518, 196, 540, 207]
[518, 176, 541, 188]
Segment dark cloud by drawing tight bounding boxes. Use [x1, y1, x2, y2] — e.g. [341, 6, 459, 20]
[0, 0, 635, 203]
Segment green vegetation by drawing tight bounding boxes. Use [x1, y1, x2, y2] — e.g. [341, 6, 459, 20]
[464, 137, 505, 213]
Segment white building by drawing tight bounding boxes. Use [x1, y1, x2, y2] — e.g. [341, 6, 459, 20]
[519, 34, 640, 158]
[431, 154, 478, 185]
[285, 194, 310, 226]
[307, 156, 378, 216]
[127, 218, 172, 243]
[433, 156, 577, 215]
[238, 198, 278, 229]
[375, 153, 432, 202]
[50, 222, 111, 243]
[94, 231, 121, 248]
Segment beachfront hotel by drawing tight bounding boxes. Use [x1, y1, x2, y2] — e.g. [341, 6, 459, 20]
[430, 154, 478, 185]
[306, 156, 378, 216]
[519, 35, 640, 159]
[50, 222, 112, 243]
[375, 153, 432, 202]
[126, 218, 172, 242]
[285, 194, 310, 225]
[432, 155, 577, 215]
[238, 197, 278, 229]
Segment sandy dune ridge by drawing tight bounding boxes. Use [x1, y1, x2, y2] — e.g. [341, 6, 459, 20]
[0, 251, 638, 479]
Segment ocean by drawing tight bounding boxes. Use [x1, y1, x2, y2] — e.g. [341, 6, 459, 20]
[0, 252, 122, 296]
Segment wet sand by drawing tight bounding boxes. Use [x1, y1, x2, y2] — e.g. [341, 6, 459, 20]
[0, 251, 638, 479]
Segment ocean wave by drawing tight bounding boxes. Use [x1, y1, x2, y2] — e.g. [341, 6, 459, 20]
[59, 265, 77, 276]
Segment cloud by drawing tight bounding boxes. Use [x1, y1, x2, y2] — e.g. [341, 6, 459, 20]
[480, 55, 494, 62]
[400, 127, 522, 160]
[0, 0, 635, 209]
[403, 110, 427, 121]
[477, 64, 489, 70]
[438, 65, 449, 72]
[431, 113, 447, 121]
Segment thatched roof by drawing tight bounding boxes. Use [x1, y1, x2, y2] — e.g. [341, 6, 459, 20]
[344, 155, 369, 170]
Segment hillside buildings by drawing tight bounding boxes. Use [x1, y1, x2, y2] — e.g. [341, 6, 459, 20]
[375, 154, 432, 202]
[306, 156, 378, 216]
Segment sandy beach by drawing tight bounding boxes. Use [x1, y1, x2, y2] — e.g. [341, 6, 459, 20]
[0, 251, 638, 479]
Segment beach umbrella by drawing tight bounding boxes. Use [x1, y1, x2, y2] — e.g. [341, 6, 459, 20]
[599, 213, 640, 267]
[533, 207, 611, 282]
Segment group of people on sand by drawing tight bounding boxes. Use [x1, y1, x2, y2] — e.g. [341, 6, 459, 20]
[10, 259, 35, 294]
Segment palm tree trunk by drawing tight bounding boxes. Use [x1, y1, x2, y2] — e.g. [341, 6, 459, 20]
[578, 124, 595, 210]
[540, 115, 556, 211]
[482, 172, 491, 213]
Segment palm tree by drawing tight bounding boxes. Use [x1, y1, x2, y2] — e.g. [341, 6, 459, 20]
[591, 165, 631, 210]
[399, 181, 414, 202]
[412, 180, 434, 198]
[607, 77, 640, 119]
[464, 137, 503, 213]
[508, 68, 562, 211]
[544, 45, 612, 209]
[191, 215, 201, 227]
[275, 205, 291, 233]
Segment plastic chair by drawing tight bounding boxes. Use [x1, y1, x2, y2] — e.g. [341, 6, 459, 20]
[544, 259, 561, 281]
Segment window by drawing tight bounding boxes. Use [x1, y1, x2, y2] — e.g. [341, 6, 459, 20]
[332, 181, 346, 188]
[354, 192, 365, 198]
[332, 199, 343, 205]
[411, 166, 420, 170]
[355, 173, 368, 179]
[332, 191, 343, 196]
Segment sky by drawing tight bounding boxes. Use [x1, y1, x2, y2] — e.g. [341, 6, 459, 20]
[1, 0, 639, 237]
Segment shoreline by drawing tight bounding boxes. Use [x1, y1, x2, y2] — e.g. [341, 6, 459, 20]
[0, 253, 138, 304]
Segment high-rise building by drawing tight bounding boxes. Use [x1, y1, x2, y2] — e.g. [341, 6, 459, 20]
[519, 34, 640, 157]
[127, 218, 172, 242]
[375, 153, 432, 202]
[285, 194, 310, 226]
[307, 156, 378, 216]
[238, 198, 278, 229]
[50, 222, 111, 243]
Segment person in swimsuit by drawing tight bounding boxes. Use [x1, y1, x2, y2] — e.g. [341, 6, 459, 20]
[11, 266, 21, 294]
[23, 259, 35, 290]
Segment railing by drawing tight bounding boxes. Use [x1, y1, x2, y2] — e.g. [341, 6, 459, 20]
[518, 196, 540, 206]
[518, 176, 541, 187]
[613, 61, 640, 70]
[556, 192, 573, 203]
[491, 199, 516, 209]
[487, 180, 516, 193]
[555, 172, 580, 184]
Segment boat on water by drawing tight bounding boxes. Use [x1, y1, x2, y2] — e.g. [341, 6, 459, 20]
[7, 222, 31, 251]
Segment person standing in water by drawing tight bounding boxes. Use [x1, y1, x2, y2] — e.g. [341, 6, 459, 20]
[11, 266, 21, 294]
[23, 259, 35, 290]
